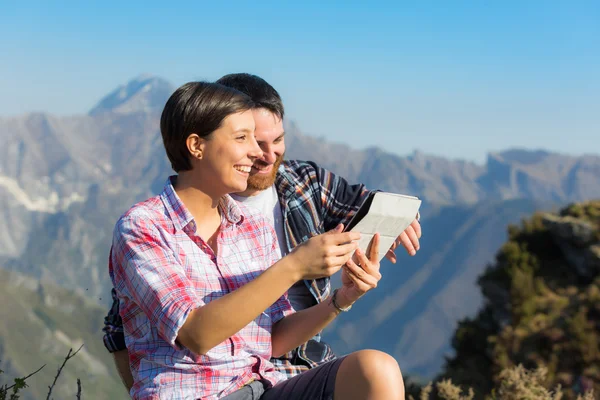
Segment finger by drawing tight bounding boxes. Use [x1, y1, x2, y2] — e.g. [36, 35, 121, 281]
[351, 250, 360, 266]
[365, 233, 380, 263]
[398, 231, 416, 256]
[326, 252, 355, 272]
[344, 261, 379, 288]
[347, 256, 381, 281]
[322, 264, 344, 278]
[354, 248, 380, 275]
[405, 226, 420, 252]
[384, 249, 397, 264]
[327, 224, 344, 234]
[328, 231, 361, 244]
[411, 219, 422, 239]
[343, 267, 373, 294]
[331, 245, 360, 264]
[328, 241, 359, 257]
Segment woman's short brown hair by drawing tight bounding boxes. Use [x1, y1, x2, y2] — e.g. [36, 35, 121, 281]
[160, 81, 255, 172]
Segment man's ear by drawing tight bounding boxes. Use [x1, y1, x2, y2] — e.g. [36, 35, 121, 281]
[186, 134, 206, 160]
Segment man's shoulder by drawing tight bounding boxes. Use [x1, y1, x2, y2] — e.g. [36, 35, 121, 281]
[282, 159, 318, 172]
[280, 159, 325, 182]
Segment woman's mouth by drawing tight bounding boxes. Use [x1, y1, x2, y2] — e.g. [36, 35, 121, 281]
[234, 165, 252, 174]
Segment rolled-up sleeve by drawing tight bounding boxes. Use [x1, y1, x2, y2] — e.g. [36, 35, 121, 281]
[110, 216, 203, 348]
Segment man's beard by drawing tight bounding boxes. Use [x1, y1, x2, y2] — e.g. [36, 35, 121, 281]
[246, 154, 284, 191]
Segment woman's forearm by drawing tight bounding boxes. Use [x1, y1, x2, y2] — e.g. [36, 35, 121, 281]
[177, 257, 299, 355]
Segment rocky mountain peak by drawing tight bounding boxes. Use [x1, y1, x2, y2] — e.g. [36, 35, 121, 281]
[88, 75, 174, 116]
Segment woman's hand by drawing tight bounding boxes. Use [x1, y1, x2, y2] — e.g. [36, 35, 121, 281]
[337, 233, 382, 307]
[288, 224, 360, 281]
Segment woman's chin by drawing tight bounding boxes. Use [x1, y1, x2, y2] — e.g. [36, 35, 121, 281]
[228, 182, 248, 194]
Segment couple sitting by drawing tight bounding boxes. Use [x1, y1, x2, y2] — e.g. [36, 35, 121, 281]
[107, 73, 421, 399]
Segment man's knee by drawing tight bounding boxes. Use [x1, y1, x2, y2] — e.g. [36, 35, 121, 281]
[347, 350, 401, 376]
[339, 350, 404, 398]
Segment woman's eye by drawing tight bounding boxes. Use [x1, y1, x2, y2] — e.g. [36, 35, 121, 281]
[236, 135, 246, 141]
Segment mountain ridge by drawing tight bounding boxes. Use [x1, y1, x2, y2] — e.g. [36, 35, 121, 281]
[0, 75, 599, 383]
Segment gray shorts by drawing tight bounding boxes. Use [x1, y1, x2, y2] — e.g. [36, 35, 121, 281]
[221, 356, 345, 400]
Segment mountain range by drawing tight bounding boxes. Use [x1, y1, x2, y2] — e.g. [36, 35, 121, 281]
[0, 75, 599, 395]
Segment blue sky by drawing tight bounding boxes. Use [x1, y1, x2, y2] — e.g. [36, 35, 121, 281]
[1, 1, 598, 162]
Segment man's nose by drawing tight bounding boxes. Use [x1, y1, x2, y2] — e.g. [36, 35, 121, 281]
[260, 144, 277, 163]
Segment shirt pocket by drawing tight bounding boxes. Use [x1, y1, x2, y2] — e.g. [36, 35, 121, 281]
[226, 247, 268, 287]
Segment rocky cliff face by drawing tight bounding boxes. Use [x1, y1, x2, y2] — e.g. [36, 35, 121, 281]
[542, 211, 600, 279]
[88, 75, 174, 116]
[442, 201, 600, 399]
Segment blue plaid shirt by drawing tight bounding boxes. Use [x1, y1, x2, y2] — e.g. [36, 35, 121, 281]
[103, 159, 371, 378]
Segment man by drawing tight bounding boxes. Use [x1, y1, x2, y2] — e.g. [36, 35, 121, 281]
[103, 73, 422, 389]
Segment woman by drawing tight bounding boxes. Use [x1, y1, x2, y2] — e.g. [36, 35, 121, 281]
[110, 81, 404, 399]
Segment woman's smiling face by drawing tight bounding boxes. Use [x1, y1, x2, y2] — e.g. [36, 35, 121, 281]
[195, 110, 263, 196]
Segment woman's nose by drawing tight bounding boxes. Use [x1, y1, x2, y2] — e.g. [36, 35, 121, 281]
[249, 138, 263, 160]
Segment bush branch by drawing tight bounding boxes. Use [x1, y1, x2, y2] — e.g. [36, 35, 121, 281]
[46, 345, 83, 400]
[1, 363, 46, 394]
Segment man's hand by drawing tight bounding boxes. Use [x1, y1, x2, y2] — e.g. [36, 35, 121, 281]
[337, 233, 382, 307]
[385, 218, 422, 263]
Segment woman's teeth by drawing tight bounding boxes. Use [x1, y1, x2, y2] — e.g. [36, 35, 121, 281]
[234, 165, 251, 173]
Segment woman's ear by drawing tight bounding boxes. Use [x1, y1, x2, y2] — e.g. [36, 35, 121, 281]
[186, 134, 205, 160]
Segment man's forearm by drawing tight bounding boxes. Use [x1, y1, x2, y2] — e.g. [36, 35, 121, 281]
[271, 291, 350, 357]
[112, 349, 134, 392]
[178, 257, 298, 355]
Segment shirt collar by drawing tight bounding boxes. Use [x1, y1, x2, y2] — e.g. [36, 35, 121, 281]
[220, 194, 244, 226]
[160, 176, 244, 232]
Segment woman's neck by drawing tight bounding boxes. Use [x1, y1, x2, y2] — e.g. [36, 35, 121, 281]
[174, 172, 222, 237]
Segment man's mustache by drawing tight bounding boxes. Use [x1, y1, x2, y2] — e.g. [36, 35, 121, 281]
[253, 160, 272, 167]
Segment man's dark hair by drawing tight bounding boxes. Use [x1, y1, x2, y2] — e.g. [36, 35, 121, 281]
[160, 81, 254, 172]
[216, 73, 284, 120]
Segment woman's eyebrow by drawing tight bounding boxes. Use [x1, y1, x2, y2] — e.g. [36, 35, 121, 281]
[231, 127, 254, 134]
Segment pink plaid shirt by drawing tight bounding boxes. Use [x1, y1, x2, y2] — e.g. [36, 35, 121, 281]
[110, 177, 294, 399]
